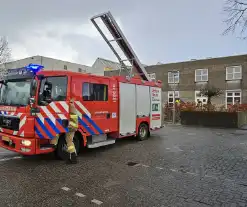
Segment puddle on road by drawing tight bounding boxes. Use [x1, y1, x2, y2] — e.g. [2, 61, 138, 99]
[231, 132, 246, 136]
[127, 161, 139, 166]
[215, 132, 224, 136]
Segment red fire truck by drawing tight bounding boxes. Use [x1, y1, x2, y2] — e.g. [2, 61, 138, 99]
[0, 12, 163, 159]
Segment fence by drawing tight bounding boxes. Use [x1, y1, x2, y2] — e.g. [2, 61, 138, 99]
[164, 104, 181, 123]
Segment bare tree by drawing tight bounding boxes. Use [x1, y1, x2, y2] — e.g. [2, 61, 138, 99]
[0, 36, 11, 64]
[223, 0, 247, 38]
[0, 37, 11, 77]
[200, 86, 222, 105]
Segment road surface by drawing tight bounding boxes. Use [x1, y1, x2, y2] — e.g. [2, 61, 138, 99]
[1, 125, 247, 206]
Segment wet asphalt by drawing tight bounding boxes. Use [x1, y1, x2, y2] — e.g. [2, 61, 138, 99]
[1, 126, 247, 206]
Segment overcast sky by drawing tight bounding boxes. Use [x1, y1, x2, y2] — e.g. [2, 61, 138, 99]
[0, 0, 246, 66]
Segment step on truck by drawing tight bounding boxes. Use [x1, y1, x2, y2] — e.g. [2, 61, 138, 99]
[0, 11, 163, 159]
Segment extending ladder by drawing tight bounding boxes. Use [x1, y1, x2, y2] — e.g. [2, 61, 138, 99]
[91, 11, 151, 81]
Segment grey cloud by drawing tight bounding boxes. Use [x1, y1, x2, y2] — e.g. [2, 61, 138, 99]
[62, 33, 116, 64]
[0, 0, 246, 65]
[0, 0, 136, 26]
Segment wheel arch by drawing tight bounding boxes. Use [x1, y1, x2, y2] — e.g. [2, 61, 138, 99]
[75, 129, 87, 148]
[138, 121, 150, 136]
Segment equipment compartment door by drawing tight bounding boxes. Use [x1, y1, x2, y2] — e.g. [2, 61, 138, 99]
[150, 87, 162, 129]
[119, 83, 136, 135]
[136, 85, 150, 117]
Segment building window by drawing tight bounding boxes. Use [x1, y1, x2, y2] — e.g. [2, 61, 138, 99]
[82, 83, 108, 101]
[64, 65, 67, 70]
[168, 91, 179, 105]
[168, 71, 179, 83]
[148, 73, 156, 81]
[226, 65, 242, 80]
[78, 68, 82, 72]
[195, 69, 208, 82]
[226, 90, 241, 105]
[195, 91, 208, 104]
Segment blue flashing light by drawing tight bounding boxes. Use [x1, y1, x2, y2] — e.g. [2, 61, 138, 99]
[25, 63, 44, 73]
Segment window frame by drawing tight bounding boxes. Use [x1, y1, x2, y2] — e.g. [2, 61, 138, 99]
[226, 65, 242, 80]
[168, 91, 180, 105]
[37, 76, 68, 106]
[148, 73, 156, 81]
[195, 90, 208, 104]
[225, 89, 241, 106]
[168, 71, 179, 84]
[195, 69, 208, 82]
[82, 82, 108, 102]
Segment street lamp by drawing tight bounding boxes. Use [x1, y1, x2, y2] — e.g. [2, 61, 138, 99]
[169, 70, 179, 124]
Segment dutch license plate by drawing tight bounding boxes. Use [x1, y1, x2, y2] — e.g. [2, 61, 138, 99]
[2, 136, 10, 142]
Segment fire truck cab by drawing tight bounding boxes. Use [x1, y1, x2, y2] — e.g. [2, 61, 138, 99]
[0, 66, 163, 159]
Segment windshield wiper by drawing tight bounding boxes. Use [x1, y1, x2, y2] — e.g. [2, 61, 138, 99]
[0, 102, 25, 107]
[13, 103, 25, 107]
[8, 101, 25, 107]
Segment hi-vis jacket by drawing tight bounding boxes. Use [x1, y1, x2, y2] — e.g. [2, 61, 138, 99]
[69, 99, 79, 130]
[50, 100, 79, 145]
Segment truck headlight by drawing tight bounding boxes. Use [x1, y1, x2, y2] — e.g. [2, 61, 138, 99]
[21, 140, 31, 146]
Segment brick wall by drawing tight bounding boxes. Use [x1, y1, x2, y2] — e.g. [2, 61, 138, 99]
[146, 54, 247, 104]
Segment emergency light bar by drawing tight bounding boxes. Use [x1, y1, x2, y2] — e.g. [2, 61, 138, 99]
[25, 64, 44, 72]
[0, 63, 44, 81]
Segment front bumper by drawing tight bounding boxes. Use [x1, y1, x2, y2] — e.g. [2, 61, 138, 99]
[0, 132, 54, 155]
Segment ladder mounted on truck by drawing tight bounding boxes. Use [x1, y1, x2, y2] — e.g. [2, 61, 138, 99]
[91, 11, 151, 81]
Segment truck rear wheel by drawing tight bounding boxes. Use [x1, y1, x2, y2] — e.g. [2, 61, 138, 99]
[55, 133, 81, 160]
[137, 123, 149, 141]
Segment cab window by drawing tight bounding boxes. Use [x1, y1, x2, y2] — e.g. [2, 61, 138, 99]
[38, 76, 67, 105]
[82, 82, 108, 101]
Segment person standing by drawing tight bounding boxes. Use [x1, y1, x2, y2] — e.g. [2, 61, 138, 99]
[48, 94, 79, 164]
[65, 98, 78, 164]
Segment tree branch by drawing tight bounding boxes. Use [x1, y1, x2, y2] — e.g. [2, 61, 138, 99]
[223, 0, 247, 38]
[0, 36, 11, 64]
[235, 0, 247, 6]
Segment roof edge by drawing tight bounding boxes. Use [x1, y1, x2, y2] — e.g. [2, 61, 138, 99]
[148, 53, 247, 67]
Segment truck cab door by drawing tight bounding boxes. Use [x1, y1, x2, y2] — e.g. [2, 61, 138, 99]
[35, 76, 69, 139]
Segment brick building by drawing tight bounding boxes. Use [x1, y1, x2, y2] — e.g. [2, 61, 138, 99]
[103, 54, 247, 107]
[145, 54, 247, 107]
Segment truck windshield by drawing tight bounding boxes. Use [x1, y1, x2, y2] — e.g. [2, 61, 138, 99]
[0, 79, 31, 106]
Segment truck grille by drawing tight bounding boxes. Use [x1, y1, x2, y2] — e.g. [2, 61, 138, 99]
[0, 115, 20, 131]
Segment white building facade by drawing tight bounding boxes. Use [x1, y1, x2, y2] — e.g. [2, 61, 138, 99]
[0, 56, 91, 73]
